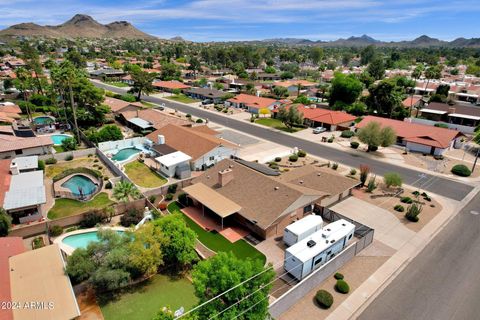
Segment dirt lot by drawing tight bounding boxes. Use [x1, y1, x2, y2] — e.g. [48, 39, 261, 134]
[352, 184, 442, 233]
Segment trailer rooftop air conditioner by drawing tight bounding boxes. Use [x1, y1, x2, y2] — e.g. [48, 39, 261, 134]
[307, 240, 316, 248]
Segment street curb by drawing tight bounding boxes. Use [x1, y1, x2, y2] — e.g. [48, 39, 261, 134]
[325, 185, 480, 320]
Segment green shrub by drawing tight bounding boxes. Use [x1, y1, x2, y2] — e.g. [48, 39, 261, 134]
[383, 172, 403, 188]
[366, 175, 377, 193]
[80, 212, 105, 228]
[400, 196, 413, 204]
[340, 130, 354, 138]
[167, 184, 178, 194]
[405, 202, 423, 222]
[332, 163, 339, 170]
[412, 190, 420, 196]
[105, 181, 112, 189]
[120, 209, 143, 227]
[451, 164, 471, 177]
[423, 196, 432, 202]
[289, 154, 298, 162]
[148, 195, 156, 203]
[350, 141, 359, 149]
[274, 157, 282, 162]
[93, 159, 99, 163]
[394, 204, 405, 212]
[335, 280, 350, 294]
[32, 237, 45, 249]
[327, 137, 334, 143]
[434, 123, 449, 128]
[368, 145, 378, 152]
[269, 163, 279, 169]
[297, 150, 307, 157]
[65, 154, 74, 161]
[45, 158, 57, 165]
[61, 137, 77, 151]
[178, 193, 189, 206]
[103, 176, 108, 181]
[315, 290, 334, 309]
[196, 119, 204, 123]
[349, 168, 357, 176]
[49, 225, 63, 237]
[37, 160, 45, 171]
[334, 272, 344, 280]
[52, 167, 102, 182]
[165, 193, 174, 201]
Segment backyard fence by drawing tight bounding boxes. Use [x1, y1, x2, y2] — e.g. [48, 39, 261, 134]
[38, 148, 96, 161]
[143, 177, 195, 198]
[269, 210, 374, 318]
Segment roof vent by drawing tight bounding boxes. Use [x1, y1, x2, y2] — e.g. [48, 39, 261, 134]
[307, 240, 316, 248]
[330, 240, 335, 243]
[317, 173, 321, 176]
[207, 175, 210, 179]
[342, 223, 346, 226]
[274, 186, 279, 190]
[299, 180, 304, 184]
[229, 164, 233, 168]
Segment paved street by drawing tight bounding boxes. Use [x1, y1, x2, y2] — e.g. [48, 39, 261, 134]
[359, 190, 480, 320]
[93, 82, 473, 201]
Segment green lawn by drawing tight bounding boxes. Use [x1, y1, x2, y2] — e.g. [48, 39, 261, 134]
[99, 274, 198, 320]
[168, 202, 266, 265]
[53, 145, 64, 153]
[255, 118, 305, 133]
[106, 81, 129, 88]
[48, 192, 114, 220]
[141, 101, 156, 108]
[124, 160, 167, 188]
[166, 94, 198, 104]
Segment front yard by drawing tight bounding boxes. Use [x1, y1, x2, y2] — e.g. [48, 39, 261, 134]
[166, 94, 199, 104]
[99, 274, 198, 320]
[48, 192, 114, 219]
[124, 160, 167, 188]
[168, 202, 266, 265]
[255, 118, 305, 133]
[106, 81, 129, 88]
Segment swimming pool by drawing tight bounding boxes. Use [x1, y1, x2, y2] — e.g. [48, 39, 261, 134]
[33, 116, 55, 125]
[61, 175, 97, 197]
[112, 147, 141, 161]
[62, 230, 125, 249]
[51, 134, 72, 145]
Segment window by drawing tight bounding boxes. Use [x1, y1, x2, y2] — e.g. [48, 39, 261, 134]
[209, 156, 215, 161]
[303, 205, 312, 214]
[314, 257, 323, 266]
[348, 234, 352, 240]
[15, 149, 22, 155]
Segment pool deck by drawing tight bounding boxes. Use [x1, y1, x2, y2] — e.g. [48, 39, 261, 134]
[53, 226, 126, 255]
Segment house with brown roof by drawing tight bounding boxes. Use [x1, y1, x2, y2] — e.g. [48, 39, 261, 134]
[226, 93, 280, 114]
[118, 109, 190, 133]
[356, 115, 464, 156]
[184, 87, 225, 103]
[272, 79, 317, 95]
[183, 159, 359, 239]
[103, 97, 143, 114]
[272, 104, 356, 131]
[152, 80, 191, 92]
[419, 102, 480, 128]
[0, 237, 25, 320]
[146, 124, 237, 171]
[0, 135, 53, 159]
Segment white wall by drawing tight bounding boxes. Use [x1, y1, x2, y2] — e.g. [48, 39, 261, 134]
[158, 160, 190, 177]
[0, 146, 52, 159]
[192, 146, 236, 170]
[406, 117, 475, 134]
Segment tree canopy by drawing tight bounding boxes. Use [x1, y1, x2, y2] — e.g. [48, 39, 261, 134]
[357, 121, 397, 151]
[329, 73, 363, 107]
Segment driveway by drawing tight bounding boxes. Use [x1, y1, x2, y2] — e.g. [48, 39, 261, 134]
[329, 197, 415, 250]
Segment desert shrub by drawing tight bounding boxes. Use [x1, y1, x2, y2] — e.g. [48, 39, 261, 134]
[167, 184, 178, 194]
[274, 157, 282, 162]
[349, 168, 357, 176]
[93, 159, 99, 163]
[37, 160, 45, 171]
[366, 175, 377, 193]
[350, 141, 359, 149]
[394, 205, 405, 212]
[32, 237, 45, 249]
[327, 137, 334, 143]
[423, 195, 431, 202]
[332, 163, 339, 170]
[148, 195, 156, 204]
[120, 209, 143, 227]
[383, 172, 403, 188]
[80, 212, 105, 228]
[165, 193, 174, 201]
[335, 280, 350, 294]
[412, 190, 420, 196]
[315, 290, 334, 309]
[359, 165, 370, 187]
[334, 272, 344, 280]
[65, 154, 74, 161]
[105, 181, 112, 189]
[400, 196, 413, 204]
[297, 150, 307, 157]
[340, 130, 354, 138]
[405, 203, 423, 222]
[49, 225, 63, 237]
[196, 119, 204, 123]
[178, 193, 189, 206]
[45, 158, 57, 165]
[451, 164, 471, 177]
[269, 163, 279, 170]
[289, 154, 298, 162]
[434, 123, 449, 128]
[103, 176, 108, 181]
[368, 145, 378, 152]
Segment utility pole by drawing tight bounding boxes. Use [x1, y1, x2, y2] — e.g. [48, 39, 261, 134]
[472, 147, 479, 173]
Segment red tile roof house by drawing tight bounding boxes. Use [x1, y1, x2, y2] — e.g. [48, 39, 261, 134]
[226, 93, 281, 114]
[0, 237, 25, 320]
[152, 80, 191, 93]
[103, 96, 144, 114]
[272, 79, 317, 95]
[356, 115, 464, 156]
[272, 104, 356, 131]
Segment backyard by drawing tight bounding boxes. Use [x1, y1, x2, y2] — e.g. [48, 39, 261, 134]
[166, 94, 198, 104]
[168, 202, 266, 265]
[124, 160, 167, 188]
[255, 118, 305, 133]
[99, 274, 198, 320]
[48, 192, 114, 219]
[45, 156, 112, 179]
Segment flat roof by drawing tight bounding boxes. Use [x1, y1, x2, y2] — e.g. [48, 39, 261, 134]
[449, 113, 480, 120]
[285, 214, 323, 235]
[155, 151, 192, 167]
[420, 108, 448, 115]
[3, 171, 46, 210]
[11, 156, 38, 171]
[9, 244, 81, 320]
[286, 219, 355, 263]
[128, 117, 153, 129]
[183, 183, 242, 218]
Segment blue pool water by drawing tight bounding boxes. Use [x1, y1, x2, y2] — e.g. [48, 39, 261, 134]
[62, 230, 125, 249]
[51, 134, 72, 145]
[33, 116, 54, 125]
[61, 175, 97, 197]
[112, 147, 140, 161]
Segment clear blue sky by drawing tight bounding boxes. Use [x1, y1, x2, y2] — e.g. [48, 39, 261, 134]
[1, 0, 479, 42]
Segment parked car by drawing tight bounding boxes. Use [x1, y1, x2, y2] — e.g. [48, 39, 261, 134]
[155, 106, 165, 111]
[313, 127, 327, 134]
[202, 99, 213, 105]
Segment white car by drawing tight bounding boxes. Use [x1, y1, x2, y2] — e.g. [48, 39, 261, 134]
[313, 127, 327, 134]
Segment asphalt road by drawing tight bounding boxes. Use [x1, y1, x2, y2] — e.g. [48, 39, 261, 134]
[94, 82, 473, 201]
[359, 190, 480, 320]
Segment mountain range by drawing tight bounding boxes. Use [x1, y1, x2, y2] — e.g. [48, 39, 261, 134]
[0, 14, 155, 39]
[0, 15, 479, 47]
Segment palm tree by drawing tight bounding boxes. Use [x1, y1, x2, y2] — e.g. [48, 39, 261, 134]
[113, 181, 141, 203]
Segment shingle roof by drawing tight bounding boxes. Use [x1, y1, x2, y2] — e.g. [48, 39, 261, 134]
[425, 102, 480, 118]
[146, 124, 236, 161]
[356, 115, 464, 149]
[103, 97, 143, 113]
[185, 87, 225, 99]
[152, 80, 191, 90]
[120, 109, 190, 129]
[227, 94, 279, 110]
[273, 105, 356, 125]
[0, 135, 53, 153]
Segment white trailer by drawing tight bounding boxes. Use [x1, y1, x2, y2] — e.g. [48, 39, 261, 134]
[284, 219, 355, 281]
[283, 214, 324, 247]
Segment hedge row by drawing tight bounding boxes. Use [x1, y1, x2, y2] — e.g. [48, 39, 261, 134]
[52, 167, 102, 182]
